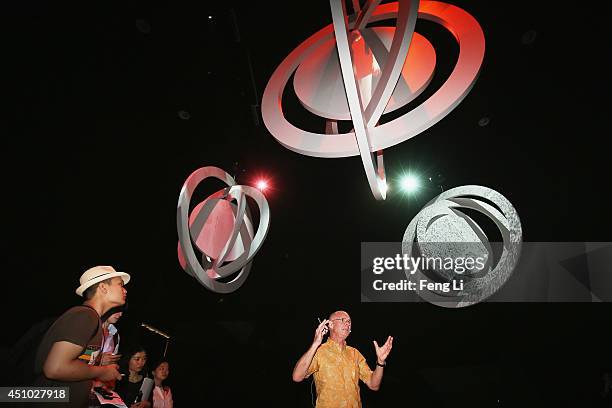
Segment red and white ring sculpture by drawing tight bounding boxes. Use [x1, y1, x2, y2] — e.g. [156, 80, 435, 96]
[177, 167, 271, 294]
[262, 0, 485, 199]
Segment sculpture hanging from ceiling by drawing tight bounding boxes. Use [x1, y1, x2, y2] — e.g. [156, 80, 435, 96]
[177, 166, 271, 294]
[262, 0, 485, 199]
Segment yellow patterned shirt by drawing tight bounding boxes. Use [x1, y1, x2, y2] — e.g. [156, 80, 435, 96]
[306, 338, 373, 408]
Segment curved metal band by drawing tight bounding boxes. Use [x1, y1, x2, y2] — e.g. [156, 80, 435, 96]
[401, 186, 522, 308]
[177, 167, 271, 294]
[330, 0, 387, 199]
[262, 1, 485, 157]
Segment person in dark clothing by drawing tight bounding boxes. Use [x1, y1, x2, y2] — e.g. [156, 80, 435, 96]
[115, 346, 152, 408]
[34, 265, 130, 408]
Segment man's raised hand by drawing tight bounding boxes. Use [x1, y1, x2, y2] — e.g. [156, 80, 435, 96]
[373, 336, 393, 365]
[313, 319, 329, 346]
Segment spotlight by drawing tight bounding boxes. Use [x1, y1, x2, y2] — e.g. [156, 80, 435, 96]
[178, 110, 191, 120]
[478, 116, 490, 127]
[400, 174, 419, 193]
[256, 179, 269, 191]
[521, 29, 537, 45]
[135, 19, 151, 34]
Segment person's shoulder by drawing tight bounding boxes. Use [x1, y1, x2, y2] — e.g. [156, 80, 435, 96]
[63, 305, 97, 315]
[346, 345, 364, 358]
[54, 305, 99, 326]
[314, 341, 332, 357]
[346, 344, 359, 352]
[318, 341, 334, 352]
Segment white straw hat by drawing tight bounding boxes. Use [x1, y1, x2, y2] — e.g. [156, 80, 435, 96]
[76, 265, 130, 297]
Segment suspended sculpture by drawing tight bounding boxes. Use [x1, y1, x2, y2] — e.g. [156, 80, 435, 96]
[402, 185, 522, 307]
[177, 166, 271, 294]
[263, 0, 485, 199]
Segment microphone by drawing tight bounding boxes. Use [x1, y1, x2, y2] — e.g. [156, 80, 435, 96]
[141, 323, 171, 339]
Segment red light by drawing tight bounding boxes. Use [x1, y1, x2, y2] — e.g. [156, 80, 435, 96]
[256, 180, 268, 191]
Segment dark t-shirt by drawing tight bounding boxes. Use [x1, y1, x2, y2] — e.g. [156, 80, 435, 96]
[33, 305, 102, 408]
[115, 376, 153, 406]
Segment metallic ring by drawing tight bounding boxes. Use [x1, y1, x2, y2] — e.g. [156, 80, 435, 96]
[402, 185, 522, 307]
[262, 1, 485, 199]
[177, 167, 271, 294]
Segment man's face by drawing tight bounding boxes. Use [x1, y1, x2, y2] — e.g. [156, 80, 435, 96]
[329, 311, 352, 340]
[101, 277, 127, 306]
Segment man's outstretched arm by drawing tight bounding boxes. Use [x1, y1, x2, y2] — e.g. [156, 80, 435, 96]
[292, 319, 328, 382]
[365, 335, 393, 391]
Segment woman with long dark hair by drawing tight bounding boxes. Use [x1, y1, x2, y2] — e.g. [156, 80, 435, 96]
[151, 358, 173, 408]
[114, 346, 152, 408]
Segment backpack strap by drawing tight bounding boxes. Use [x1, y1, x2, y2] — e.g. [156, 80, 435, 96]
[79, 305, 104, 365]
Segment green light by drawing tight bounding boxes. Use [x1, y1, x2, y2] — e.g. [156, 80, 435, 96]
[400, 174, 419, 193]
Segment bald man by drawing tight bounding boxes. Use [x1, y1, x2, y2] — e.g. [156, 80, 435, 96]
[292, 310, 393, 408]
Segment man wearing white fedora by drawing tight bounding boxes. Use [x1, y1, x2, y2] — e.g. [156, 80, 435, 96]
[33, 265, 131, 407]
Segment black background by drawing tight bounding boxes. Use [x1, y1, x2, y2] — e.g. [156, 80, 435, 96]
[2, 0, 611, 406]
